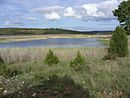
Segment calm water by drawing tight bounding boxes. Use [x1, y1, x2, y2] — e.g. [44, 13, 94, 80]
[0, 38, 103, 48]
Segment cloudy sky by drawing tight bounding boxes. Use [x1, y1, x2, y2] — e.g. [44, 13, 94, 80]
[0, 0, 126, 31]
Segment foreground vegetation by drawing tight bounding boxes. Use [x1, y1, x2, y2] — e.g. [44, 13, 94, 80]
[0, 47, 130, 98]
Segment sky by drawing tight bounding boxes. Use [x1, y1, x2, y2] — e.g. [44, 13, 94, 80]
[0, 0, 127, 31]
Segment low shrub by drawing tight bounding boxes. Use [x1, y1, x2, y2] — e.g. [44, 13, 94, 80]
[70, 51, 85, 71]
[103, 49, 116, 60]
[44, 49, 59, 65]
[0, 55, 6, 76]
[0, 55, 4, 65]
[6, 68, 23, 77]
[0, 64, 7, 76]
[0, 65, 23, 77]
[0, 55, 22, 77]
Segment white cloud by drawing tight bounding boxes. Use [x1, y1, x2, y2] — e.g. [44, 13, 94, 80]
[5, 20, 12, 26]
[31, 6, 62, 21]
[98, 0, 118, 9]
[82, 4, 105, 17]
[30, 0, 125, 21]
[80, 0, 121, 21]
[5, 20, 23, 27]
[31, 6, 63, 14]
[118, 0, 128, 3]
[64, 7, 76, 17]
[64, 7, 82, 19]
[27, 17, 37, 20]
[64, 0, 122, 21]
[44, 12, 61, 21]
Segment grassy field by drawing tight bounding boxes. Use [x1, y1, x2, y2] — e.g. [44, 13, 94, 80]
[0, 46, 130, 98]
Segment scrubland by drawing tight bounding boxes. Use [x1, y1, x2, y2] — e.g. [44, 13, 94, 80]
[0, 45, 129, 98]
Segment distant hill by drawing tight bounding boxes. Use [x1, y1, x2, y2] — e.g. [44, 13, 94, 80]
[82, 30, 112, 35]
[0, 28, 112, 35]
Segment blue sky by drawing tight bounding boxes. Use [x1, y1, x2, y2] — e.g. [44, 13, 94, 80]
[0, 0, 126, 31]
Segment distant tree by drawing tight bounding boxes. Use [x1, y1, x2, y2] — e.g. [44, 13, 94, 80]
[104, 26, 128, 60]
[113, 0, 130, 35]
[44, 49, 59, 65]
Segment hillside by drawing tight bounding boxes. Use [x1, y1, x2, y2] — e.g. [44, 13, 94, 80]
[0, 28, 112, 35]
[0, 28, 81, 35]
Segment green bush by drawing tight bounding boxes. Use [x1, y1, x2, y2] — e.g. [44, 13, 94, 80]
[103, 48, 117, 60]
[0, 54, 22, 77]
[0, 55, 4, 65]
[105, 26, 128, 59]
[0, 67, 23, 77]
[0, 55, 6, 76]
[6, 68, 23, 77]
[0, 64, 7, 76]
[44, 49, 59, 65]
[70, 51, 85, 71]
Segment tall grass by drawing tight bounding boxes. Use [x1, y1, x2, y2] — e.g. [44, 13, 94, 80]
[0, 47, 107, 64]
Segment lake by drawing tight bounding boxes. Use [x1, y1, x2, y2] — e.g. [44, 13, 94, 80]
[0, 38, 103, 48]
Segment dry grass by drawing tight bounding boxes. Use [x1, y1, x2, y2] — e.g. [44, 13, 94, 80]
[0, 47, 129, 76]
[0, 48, 107, 64]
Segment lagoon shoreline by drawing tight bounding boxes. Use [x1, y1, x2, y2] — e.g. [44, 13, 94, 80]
[0, 34, 111, 43]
